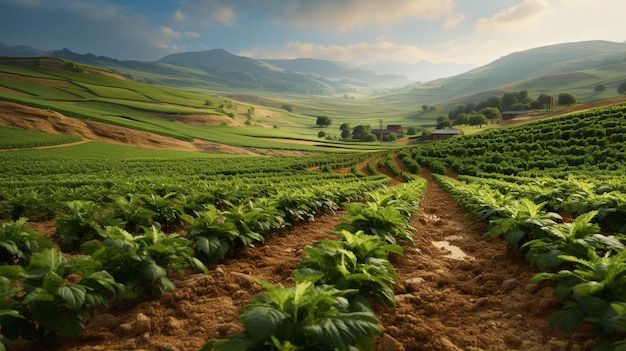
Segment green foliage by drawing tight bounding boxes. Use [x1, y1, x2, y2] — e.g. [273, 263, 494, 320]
[294, 230, 401, 307]
[336, 202, 413, 245]
[182, 205, 239, 263]
[558, 92, 577, 106]
[484, 199, 562, 246]
[82, 225, 206, 299]
[202, 281, 380, 351]
[0, 126, 82, 150]
[522, 211, 625, 270]
[55, 200, 115, 252]
[0, 218, 51, 265]
[1, 248, 118, 344]
[532, 249, 626, 333]
[316, 116, 332, 128]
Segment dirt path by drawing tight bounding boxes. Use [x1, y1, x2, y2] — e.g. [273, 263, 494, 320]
[376, 169, 597, 351]
[9, 166, 599, 351]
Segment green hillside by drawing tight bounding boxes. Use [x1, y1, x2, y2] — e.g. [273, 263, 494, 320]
[0, 57, 405, 153]
[379, 40, 626, 113]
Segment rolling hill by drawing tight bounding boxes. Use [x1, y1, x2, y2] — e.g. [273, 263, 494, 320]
[380, 40, 626, 110]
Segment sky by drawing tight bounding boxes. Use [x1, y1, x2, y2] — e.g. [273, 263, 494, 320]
[0, 0, 624, 67]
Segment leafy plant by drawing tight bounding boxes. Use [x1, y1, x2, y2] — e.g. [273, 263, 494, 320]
[522, 211, 625, 270]
[182, 205, 239, 263]
[201, 281, 380, 351]
[222, 202, 271, 248]
[293, 231, 401, 307]
[484, 199, 562, 246]
[0, 248, 118, 345]
[55, 200, 118, 252]
[336, 202, 413, 244]
[0, 267, 25, 351]
[108, 194, 156, 233]
[140, 192, 184, 231]
[531, 249, 626, 333]
[0, 217, 51, 265]
[82, 225, 207, 299]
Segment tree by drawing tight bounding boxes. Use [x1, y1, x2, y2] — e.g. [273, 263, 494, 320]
[557, 93, 576, 106]
[339, 123, 352, 139]
[352, 125, 371, 139]
[618, 82, 626, 95]
[406, 127, 417, 135]
[315, 116, 332, 128]
[479, 107, 500, 122]
[422, 104, 428, 112]
[468, 113, 488, 128]
[501, 92, 519, 110]
[455, 113, 469, 126]
[594, 84, 606, 93]
[281, 104, 293, 112]
[317, 131, 326, 138]
[436, 117, 452, 129]
[383, 133, 397, 142]
[361, 133, 377, 142]
[339, 123, 351, 138]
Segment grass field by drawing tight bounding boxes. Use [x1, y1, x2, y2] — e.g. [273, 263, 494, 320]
[0, 126, 82, 149]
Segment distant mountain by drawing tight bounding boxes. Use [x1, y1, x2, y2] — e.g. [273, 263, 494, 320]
[3, 40, 626, 101]
[0, 43, 47, 57]
[381, 40, 626, 107]
[261, 58, 411, 89]
[357, 60, 475, 82]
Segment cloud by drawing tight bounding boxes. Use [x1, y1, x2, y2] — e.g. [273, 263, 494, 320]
[240, 41, 433, 64]
[476, 0, 550, 31]
[276, 0, 455, 31]
[443, 13, 465, 29]
[175, 0, 236, 27]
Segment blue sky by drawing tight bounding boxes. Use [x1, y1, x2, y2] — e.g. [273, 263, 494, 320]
[1, 0, 624, 66]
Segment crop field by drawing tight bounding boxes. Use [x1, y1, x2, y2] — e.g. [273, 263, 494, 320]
[2, 100, 626, 351]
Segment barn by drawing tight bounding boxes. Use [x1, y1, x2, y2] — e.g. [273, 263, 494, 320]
[428, 129, 464, 141]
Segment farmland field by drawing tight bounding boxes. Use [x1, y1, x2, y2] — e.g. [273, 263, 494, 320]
[3, 59, 626, 351]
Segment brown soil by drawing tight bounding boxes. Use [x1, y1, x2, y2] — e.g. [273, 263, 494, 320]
[5, 97, 621, 350]
[0, 101, 262, 155]
[8, 165, 599, 351]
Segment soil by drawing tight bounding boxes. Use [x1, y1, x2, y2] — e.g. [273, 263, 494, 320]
[6, 97, 623, 350]
[8, 164, 600, 351]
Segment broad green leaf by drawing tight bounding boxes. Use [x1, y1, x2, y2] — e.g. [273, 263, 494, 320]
[160, 277, 176, 293]
[550, 307, 586, 332]
[141, 258, 167, 280]
[504, 229, 526, 246]
[57, 284, 87, 309]
[30, 248, 65, 270]
[23, 287, 55, 304]
[572, 281, 606, 298]
[241, 305, 289, 342]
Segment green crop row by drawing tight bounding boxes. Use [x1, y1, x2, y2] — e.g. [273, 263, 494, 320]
[203, 176, 426, 351]
[412, 103, 626, 179]
[0, 126, 82, 149]
[0, 169, 397, 349]
[434, 174, 626, 351]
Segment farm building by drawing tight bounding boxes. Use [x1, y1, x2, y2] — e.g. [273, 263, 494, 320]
[370, 125, 404, 140]
[428, 129, 464, 141]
